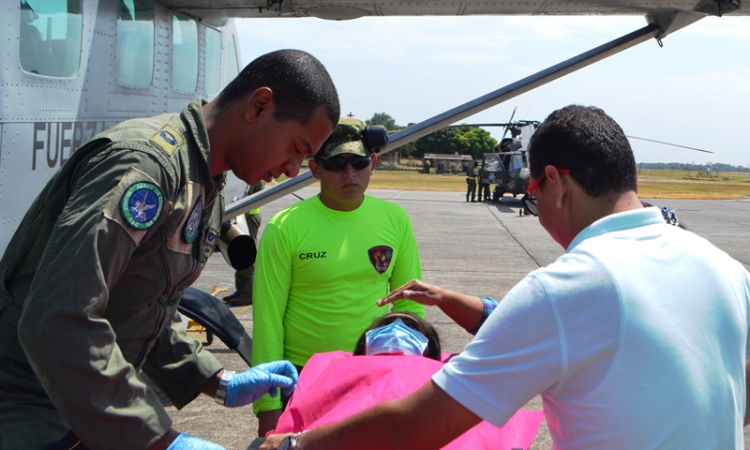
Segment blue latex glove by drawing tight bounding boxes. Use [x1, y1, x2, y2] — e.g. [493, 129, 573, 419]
[166, 432, 226, 450]
[225, 360, 298, 407]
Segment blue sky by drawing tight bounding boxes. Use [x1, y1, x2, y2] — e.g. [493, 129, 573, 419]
[236, 15, 750, 166]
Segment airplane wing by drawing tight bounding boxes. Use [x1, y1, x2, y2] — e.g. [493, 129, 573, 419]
[162, 0, 746, 20]
[156, 0, 746, 217]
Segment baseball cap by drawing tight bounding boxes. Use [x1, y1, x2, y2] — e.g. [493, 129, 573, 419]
[315, 118, 368, 161]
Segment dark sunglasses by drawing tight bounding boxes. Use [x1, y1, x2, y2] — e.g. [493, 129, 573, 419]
[319, 156, 372, 172]
[523, 168, 570, 217]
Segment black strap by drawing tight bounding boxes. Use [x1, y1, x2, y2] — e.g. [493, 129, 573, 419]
[46, 431, 88, 450]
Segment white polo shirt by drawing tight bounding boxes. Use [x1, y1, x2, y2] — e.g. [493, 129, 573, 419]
[434, 207, 750, 449]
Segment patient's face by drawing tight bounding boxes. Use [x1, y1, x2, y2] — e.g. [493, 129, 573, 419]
[365, 316, 430, 357]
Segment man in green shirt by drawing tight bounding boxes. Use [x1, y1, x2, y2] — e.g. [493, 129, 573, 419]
[0, 50, 339, 450]
[252, 118, 424, 435]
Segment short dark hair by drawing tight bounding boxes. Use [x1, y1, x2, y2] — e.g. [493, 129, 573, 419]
[216, 49, 340, 125]
[353, 312, 441, 361]
[528, 105, 637, 197]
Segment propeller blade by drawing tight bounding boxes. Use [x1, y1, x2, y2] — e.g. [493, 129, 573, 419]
[502, 107, 517, 139]
[626, 136, 714, 154]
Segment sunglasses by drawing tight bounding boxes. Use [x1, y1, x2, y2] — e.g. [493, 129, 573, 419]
[319, 156, 372, 172]
[524, 168, 570, 217]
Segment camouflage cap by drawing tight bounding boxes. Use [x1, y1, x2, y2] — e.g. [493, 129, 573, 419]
[316, 118, 368, 160]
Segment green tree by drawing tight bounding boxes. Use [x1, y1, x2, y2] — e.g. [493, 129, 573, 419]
[366, 113, 418, 157]
[395, 122, 417, 158]
[361, 116, 497, 160]
[411, 125, 497, 159]
[457, 127, 498, 160]
[367, 112, 398, 131]
[413, 127, 458, 157]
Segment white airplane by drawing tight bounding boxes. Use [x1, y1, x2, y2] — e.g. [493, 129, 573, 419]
[1, 0, 748, 254]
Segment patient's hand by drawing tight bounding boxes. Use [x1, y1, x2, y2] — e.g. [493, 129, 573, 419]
[258, 433, 292, 450]
[258, 409, 284, 437]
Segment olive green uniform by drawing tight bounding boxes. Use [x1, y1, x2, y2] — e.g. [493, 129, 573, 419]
[466, 166, 477, 202]
[0, 100, 224, 450]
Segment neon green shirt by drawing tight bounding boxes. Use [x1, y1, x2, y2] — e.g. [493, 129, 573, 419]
[252, 195, 423, 414]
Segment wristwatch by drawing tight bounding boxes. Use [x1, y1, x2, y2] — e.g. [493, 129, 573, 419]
[278, 431, 306, 450]
[215, 370, 235, 405]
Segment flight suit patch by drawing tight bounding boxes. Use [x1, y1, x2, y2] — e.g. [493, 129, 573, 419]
[120, 182, 164, 230]
[368, 246, 393, 274]
[199, 228, 219, 264]
[184, 197, 203, 243]
[167, 181, 201, 255]
[104, 168, 163, 244]
[150, 125, 184, 157]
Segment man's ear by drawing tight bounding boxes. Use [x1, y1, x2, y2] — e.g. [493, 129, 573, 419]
[370, 155, 378, 173]
[243, 87, 274, 124]
[545, 166, 568, 210]
[308, 159, 322, 180]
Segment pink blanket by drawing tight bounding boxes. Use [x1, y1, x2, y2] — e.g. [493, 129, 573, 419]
[273, 351, 544, 449]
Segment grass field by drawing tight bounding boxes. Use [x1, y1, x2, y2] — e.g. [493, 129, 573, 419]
[634, 169, 750, 199]
[294, 165, 750, 200]
[363, 168, 750, 200]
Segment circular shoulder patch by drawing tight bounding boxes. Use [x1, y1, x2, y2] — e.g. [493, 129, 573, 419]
[120, 182, 164, 230]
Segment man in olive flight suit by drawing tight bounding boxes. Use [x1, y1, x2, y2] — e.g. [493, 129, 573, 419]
[0, 50, 339, 450]
[466, 161, 478, 202]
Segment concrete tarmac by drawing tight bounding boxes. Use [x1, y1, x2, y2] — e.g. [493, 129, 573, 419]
[170, 188, 750, 449]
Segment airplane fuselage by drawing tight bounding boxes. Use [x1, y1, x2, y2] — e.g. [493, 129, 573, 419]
[0, 0, 241, 252]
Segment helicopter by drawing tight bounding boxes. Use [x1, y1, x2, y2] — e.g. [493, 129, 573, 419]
[467, 108, 715, 204]
[460, 106, 540, 203]
[479, 120, 540, 203]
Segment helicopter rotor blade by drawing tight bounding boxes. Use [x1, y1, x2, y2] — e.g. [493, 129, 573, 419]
[502, 106, 517, 139]
[626, 136, 714, 154]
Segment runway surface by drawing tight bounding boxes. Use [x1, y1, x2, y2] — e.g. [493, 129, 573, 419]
[170, 188, 750, 449]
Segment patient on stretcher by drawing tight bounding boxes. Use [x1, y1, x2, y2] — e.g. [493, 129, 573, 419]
[267, 312, 544, 450]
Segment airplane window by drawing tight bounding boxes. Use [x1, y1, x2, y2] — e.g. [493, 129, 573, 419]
[116, 0, 154, 87]
[172, 14, 198, 93]
[205, 28, 222, 97]
[227, 35, 241, 80]
[19, 0, 82, 77]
